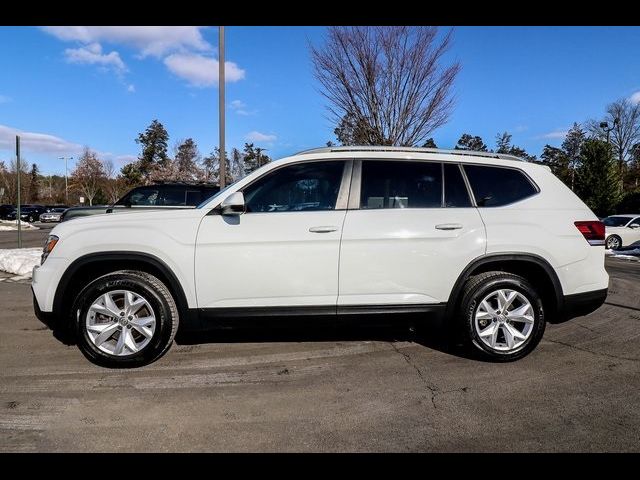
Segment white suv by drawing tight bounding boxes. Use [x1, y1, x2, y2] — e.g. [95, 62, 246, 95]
[32, 147, 609, 367]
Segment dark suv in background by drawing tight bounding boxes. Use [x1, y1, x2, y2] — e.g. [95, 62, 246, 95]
[61, 182, 220, 222]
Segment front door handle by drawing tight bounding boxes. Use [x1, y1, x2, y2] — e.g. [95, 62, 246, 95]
[309, 226, 339, 233]
[435, 223, 463, 230]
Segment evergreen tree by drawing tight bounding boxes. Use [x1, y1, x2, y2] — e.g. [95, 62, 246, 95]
[28, 163, 40, 202]
[122, 120, 169, 183]
[541, 145, 571, 185]
[494, 131, 536, 160]
[455, 133, 487, 151]
[173, 138, 202, 181]
[575, 139, 621, 216]
[422, 138, 437, 148]
[561, 123, 586, 190]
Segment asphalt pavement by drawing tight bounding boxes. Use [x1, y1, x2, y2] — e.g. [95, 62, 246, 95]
[0, 240, 638, 451]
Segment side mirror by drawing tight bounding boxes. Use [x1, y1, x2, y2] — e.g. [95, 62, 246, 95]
[629, 223, 640, 229]
[220, 192, 245, 216]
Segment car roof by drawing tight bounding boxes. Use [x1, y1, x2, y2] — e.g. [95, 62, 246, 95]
[294, 146, 528, 162]
[609, 214, 640, 217]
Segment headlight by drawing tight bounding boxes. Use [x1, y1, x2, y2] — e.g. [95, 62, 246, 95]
[41, 235, 59, 265]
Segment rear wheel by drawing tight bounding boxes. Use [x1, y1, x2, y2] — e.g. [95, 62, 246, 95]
[606, 235, 622, 250]
[459, 271, 546, 362]
[73, 270, 179, 368]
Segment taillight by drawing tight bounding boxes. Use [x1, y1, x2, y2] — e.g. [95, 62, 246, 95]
[574, 221, 605, 246]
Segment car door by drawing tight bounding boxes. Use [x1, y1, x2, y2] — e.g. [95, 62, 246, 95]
[338, 160, 486, 307]
[627, 217, 640, 246]
[195, 159, 352, 310]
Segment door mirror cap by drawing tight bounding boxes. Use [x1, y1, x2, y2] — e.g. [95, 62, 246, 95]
[220, 191, 245, 216]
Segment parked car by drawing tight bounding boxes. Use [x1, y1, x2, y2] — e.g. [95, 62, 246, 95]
[603, 214, 640, 249]
[33, 146, 608, 368]
[5, 205, 47, 223]
[60, 182, 220, 222]
[44, 205, 69, 213]
[0, 204, 14, 220]
[39, 207, 68, 223]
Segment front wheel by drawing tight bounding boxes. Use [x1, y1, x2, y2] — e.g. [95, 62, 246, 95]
[459, 271, 546, 362]
[73, 270, 179, 368]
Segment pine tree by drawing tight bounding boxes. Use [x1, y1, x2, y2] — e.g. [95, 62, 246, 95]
[561, 123, 586, 190]
[455, 134, 487, 151]
[130, 120, 170, 183]
[576, 139, 621, 216]
[28, 163, 40, 202]
[173, 138, 202, 181]
[422, 138, 437, 148]
[541, 145, 571, 186]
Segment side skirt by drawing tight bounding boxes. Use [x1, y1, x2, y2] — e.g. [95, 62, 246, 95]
[186, 304, 447, 331]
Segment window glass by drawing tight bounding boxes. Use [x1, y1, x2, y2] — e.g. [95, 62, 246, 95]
[463, 165, 537, 207]
[159, 188, 187, 206]
[116, 188, 160, 206]
[185, 190, 202, 206]
[603, 216, 634, 227]
[243, 161, 344, 213]
[444, 163, 472, 207]
[360, 160, 442, 209]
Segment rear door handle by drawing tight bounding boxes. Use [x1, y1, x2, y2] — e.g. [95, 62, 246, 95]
[309, 226, 339, 233]
[435, 223, 463, 230]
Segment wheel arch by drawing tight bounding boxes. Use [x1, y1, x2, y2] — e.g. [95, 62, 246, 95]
[446, 253, 563, 321]
[53, 252, 190, 326]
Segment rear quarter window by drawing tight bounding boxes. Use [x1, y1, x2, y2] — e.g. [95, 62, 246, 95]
[463, 164, 538, 207]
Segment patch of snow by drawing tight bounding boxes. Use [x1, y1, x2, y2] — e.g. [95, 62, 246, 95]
[0, 220, 39, 231]
[0, 248, 42, 276]
[605, 248, 640, 261]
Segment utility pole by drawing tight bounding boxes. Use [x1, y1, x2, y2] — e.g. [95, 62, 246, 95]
[59, 156, 72, 204]
[218, 26, 226, 188]
[16, 136, 22, 248]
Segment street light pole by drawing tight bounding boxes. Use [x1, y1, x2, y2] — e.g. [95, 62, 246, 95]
[59, 156, 72, 204]
[218, 26, 226, 188]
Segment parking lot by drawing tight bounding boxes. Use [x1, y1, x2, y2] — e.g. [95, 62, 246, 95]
[0, 226, 639, 452]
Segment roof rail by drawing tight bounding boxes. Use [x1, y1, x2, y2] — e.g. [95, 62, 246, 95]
[293, 145, 527, 163]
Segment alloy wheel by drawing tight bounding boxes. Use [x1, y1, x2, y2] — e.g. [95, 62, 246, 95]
[85, 290, 156, 356]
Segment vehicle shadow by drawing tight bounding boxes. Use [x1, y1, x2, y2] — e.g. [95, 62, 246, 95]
[36, 312, 476, 361]
[174, 317, 475, 360]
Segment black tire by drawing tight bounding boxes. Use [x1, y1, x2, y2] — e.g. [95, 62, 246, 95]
[606, 235, 622, 250]
[72, 270, 179, 368]
[458, 271, 546, 362]
[28, 215, 34, 223]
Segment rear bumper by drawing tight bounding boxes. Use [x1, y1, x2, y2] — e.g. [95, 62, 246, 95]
[559, 288, 608, 321]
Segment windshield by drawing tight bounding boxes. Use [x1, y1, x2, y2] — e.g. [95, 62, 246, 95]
[603, 216, 633, 227]
[196, 181, 238, 208]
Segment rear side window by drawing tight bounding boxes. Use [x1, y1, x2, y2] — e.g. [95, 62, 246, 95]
[463, 165, 537, 207]
[444, 164, 472, 207]
[360, 160, 442, 209]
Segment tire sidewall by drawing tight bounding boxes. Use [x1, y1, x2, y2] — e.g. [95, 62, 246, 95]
[74, 273, 175, 368]
[464, 276, 545, 361]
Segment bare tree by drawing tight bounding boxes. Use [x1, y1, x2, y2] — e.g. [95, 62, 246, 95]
[311, 26, 460, 146]
[102, 159, 129, 204]
[71, 147, 105, 206]
[587, 98, 640, 188]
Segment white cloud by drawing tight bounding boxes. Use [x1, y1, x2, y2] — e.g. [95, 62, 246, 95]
[541, 129, 568, 140]
[245, 131, 277, 143]
[630, 91, 640, 105]
[514, 125, 528, 133]
[127, 84, 136, 93]
[0, 95, 11, 104]
[64, 43, 126, 74]
[164, 53, 245, 87]
[41, 26, 211, 58]
[230, 99, 252, 115]
[0, 124, 83, 155]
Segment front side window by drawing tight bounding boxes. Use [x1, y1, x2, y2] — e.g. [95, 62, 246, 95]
[243, 161, 345, 213]
[463, 165, 537, 207]
[603, 216, 634, 227]
[360, 160, 442, 209]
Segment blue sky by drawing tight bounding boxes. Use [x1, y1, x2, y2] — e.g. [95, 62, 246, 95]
[0, 26, 639, 175]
